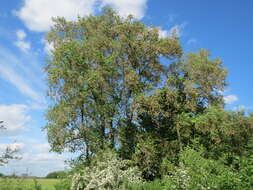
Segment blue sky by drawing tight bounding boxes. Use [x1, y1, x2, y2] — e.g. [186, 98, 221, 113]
[0, 0, 252, 177]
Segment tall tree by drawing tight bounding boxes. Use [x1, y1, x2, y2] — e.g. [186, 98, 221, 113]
[44, 8, 182, 160]
[133, 50, 227, 169]
[136, 50, 227, 141]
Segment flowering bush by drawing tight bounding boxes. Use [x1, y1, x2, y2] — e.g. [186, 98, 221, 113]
[71, 149, 142, 190]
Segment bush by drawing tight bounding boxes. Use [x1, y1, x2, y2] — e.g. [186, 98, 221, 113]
[71, 149, 142, 190]
[165, 147, 241, 190]
[238, 139, 253, 189]
[126, 146, 243, 190]
[124, 179, 174, 190]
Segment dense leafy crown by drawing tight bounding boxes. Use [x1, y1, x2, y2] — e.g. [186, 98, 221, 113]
[45, 8, 181, 158]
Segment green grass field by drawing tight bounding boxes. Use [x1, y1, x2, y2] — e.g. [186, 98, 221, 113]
[0, 178, 60, 190]
[24, 179, 60, 190]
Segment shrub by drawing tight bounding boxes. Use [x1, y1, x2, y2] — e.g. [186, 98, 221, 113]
[71, 149, 142, 190]
[238, 138, 253, 189]
[124, 178, 174, 190]
[165, 147, 241, 190]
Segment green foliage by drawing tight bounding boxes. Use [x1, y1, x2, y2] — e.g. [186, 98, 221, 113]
[32, 179, 43, 190]
[0, 178, 62, 190]
[124, 179, 174, 190]
[238, 138, 253, 189]
[0, 178, 27, 190]
[135, 49, 228, 151]
[133, 136, 163, 180]
[54, 179, 71, 190]
[46, 171, 68, 179]
[171, 147, 241, 190]
[42, 6, 253, 190]
[126, 147, 242, 190]
[193, 107, 253, 160]
[0, 178, 41, 190]
[45, 7, 182, 160]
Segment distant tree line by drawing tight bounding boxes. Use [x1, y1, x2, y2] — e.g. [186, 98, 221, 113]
[46, 171, 67, 179]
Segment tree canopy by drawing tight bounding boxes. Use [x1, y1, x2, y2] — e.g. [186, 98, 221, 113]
[45, 8, 181, 160]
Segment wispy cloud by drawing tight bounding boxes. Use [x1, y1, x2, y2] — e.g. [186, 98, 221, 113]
[0, 63, 42, 102]
[224, 94, 238, 104]
[169, 23, 187, 37]
[16, 30, 26, 40]
[158, 22, 187, 39]
[0, 104, 31, 136]
[0, 143, 25, 151]
[0, 46, 45, 104]
[14, 29, 31, 52]
[41, 38, 54, 55]
[187, 38, 197, 45]
[14, 40, 31, 52]
[233, 105, 253, 111]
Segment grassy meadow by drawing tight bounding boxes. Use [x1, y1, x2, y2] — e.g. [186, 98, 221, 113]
[0, 178, 60, 190]
[23, 178, 60, 189]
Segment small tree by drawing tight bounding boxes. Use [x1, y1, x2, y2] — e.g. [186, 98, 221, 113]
[0, 121, 20, 166]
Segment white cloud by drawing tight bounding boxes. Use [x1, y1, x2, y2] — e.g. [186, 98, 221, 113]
[0, 150, 69, 177]
[14, 29, 30, 52]
[187, 38, 197, 45]
[101, 0, 148, 19]
[0, 143, 25, 151]
[14, 40, 31, 52]
[233, 105, 253, 111]
[233, 105, 246, 111]
[0, 104, 31, 135]
[169, 23, 187, 37]
[0, 141, 69, 176]
[41, 39, 54, 55]
[16, 30, 26, 40]
[16, 0, 149, 32]
[224, 95, 238, 104]
[32, 143, 51, 152]
[158, 29, 170, 38]
[16, 0, 96, 32]
[158, 23, 187, 39]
